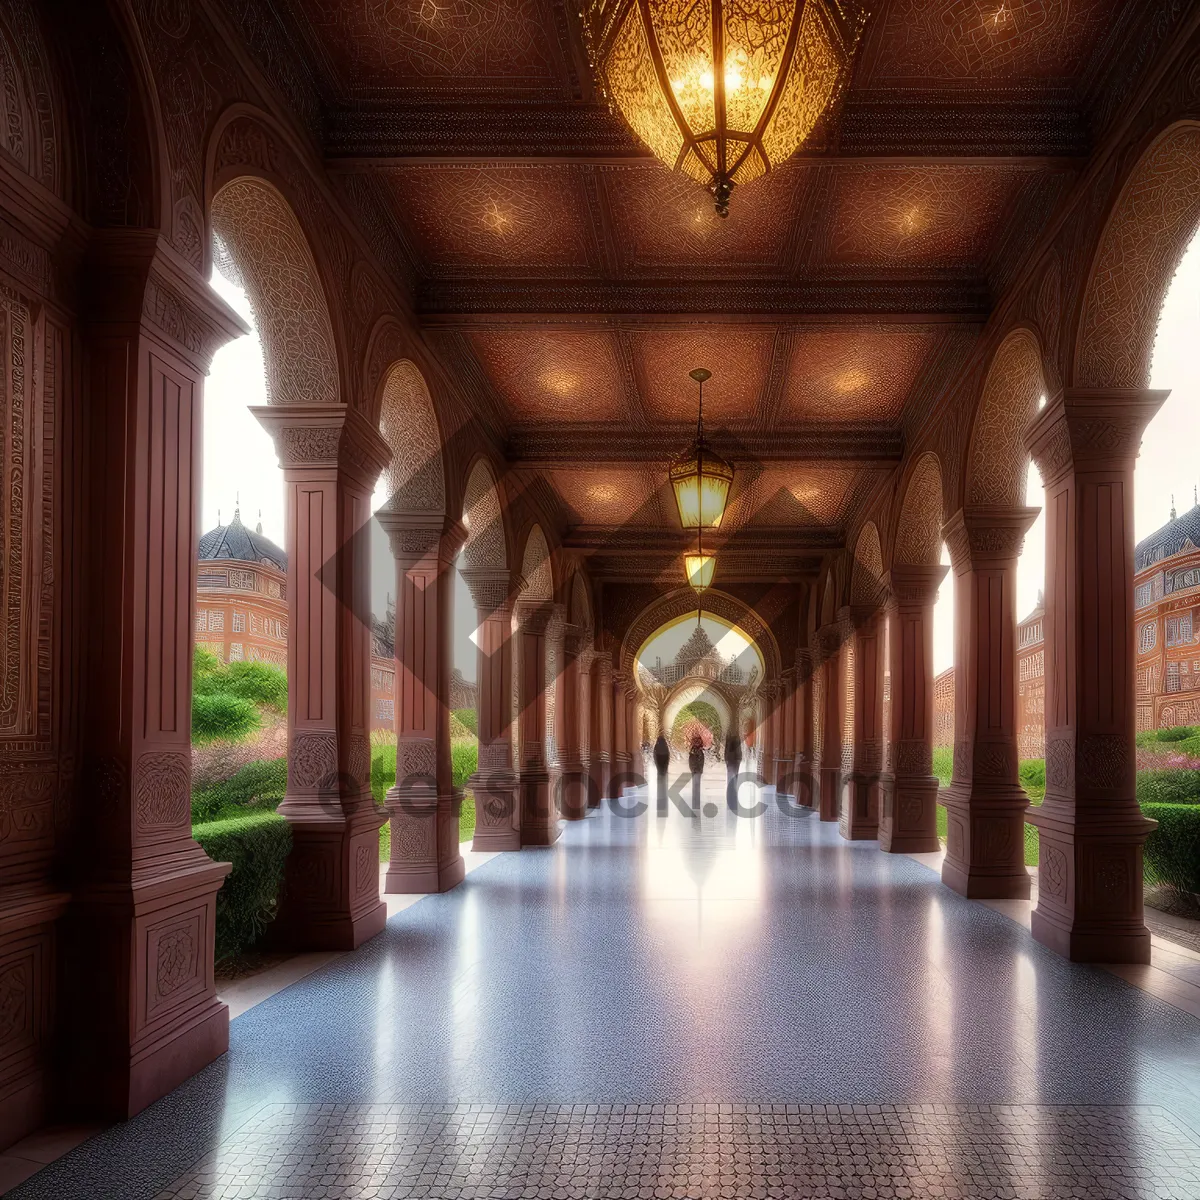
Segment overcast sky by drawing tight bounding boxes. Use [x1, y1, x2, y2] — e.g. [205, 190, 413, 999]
[205, 226, 1200, 684]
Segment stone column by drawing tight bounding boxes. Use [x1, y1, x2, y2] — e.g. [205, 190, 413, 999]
[775, 674, 795, 793]
[591, 655, 611, 806]
[761, 682, 778, 786]
[940, 506, 1040, 898]
[626, 685, 643, 780]
[841, 605, 885, 840]
[252, 405, 391, 938]
[68, 235, 245, 1119]
[516, 601, 562, 845]
[610, 670, 629, 797]
[878, 566, 947, 853]
[578, 645, 595, 810]
[794, 649, 816, 808]
[1023, 388, 1166, 962]
[816, 625, 843, 821]
[557, 625, 588, 819]
[460, 568, 522, 852]
[377, 513, 466, 893]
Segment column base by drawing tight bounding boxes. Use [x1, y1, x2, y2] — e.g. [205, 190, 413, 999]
[521, 769, 561, 846]
[470, 770, 520, 852]
[878, 777, 940, 853]
[940, 783, 1031, 899]
[818, 767, 840, 821]
[839, 775, 880, 840]
[384, 791, 465, 896]
[1027, 801, 1155, 964]
[558, 766, 590, 820]
[276, 803, 388, 946]
[589, 759, 609, 808]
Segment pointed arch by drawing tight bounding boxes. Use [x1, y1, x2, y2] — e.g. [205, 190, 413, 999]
[376, 360, 446, 514]
[1075, 121, 1200, 388]
[850, 522, 884, 604]
[569, 572, 593, 632]
[966, 329, 1046, 507]
[893, 452, 944, 566]
[210, 177, 340, 408]
[519, 525, 553, 600]
[461, 458, 507, 569]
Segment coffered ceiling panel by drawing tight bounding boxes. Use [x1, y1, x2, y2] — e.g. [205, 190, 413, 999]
[779, 328, 941, 422]
[633, 329, 776, 423]
[859, 0, 1115, 83]
[469, 330, 628, 422]
[724, 467, 858, 529]
[819, 165, 1029, 268]
[602, 163, 806, 272]
[547, 468, 663, 526]
[383, 166, 596, 272]
[284, 0, 570, 98]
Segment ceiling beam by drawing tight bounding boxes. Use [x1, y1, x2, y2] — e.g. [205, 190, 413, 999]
[418, 278, 990, 319]
[507, 426, 903, 466]
[324, 95, 1088, 167]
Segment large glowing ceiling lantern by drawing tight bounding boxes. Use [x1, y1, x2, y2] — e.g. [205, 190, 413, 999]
[582, 0, 870, 216]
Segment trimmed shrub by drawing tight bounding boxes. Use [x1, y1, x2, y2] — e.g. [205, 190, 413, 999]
[371, 742, 397, 807]
[194, 813, 292, 960]
[223, 660, 288, 711]
[1142, 803, 1200, 896]
[452, 740, 478, 790]
[1019, 759, 1045, 803]
[192, 756, 288, 824]
[1154, 725, 1200, 743]
[452, 708, 478, 736]
[932, 746, 953, 787]
[1137, 769, 1200, 806]
[192, 692, 259, 743]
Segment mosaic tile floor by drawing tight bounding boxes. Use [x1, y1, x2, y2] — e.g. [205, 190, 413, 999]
[10, 776, 1200, 1198]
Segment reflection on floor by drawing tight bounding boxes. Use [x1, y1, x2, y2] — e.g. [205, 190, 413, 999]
[8, 774, 1200, 1198]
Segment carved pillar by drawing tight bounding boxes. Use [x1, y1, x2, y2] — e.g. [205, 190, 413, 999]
[461, 568, 522, 851]
[252, 404, 390, 938]
[816, 625, 842, 821]
[626, 683, 643, 779]
[557, 625, 587, 819]
[610, 670, 629, 797]
[761, 682, 778, 786]
[591, 655, 611, 806]
[1023, 389, 1166, 963]
[940, 507, 1040, 898]
[794, 650, 815, 807]
[378, 513, 467, 893]
[878, 565, 947, 853]
[516, 601, 561, 845]
[578, 645, 595, 810]
[840, 605, 885, 841]
[775, 675, 795, 793]
[68, 235, 245, 1120]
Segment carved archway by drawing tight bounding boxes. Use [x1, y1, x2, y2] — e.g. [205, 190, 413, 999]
[850, 522, 884, 604]
[518, 525, 553, 601]
[461, 458, 507, 570]
[375, 360, 446, 515]
[965, 329, 1046, 507]
[663, 683, 734, 745]
[1075, 121, 1200, 388]
[210, 177, 341, 408]
[621, 588, 781, 683]
[569, 572, 593, 633]
[892, 452, 944, 566]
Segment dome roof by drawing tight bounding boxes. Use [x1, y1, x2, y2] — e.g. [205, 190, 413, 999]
[198, 508, 287, 570]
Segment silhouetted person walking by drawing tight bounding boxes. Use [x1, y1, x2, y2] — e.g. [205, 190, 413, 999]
[724, 731, 742, 812]
[688, 734, 705, 815]
[653, 733, 670, 815]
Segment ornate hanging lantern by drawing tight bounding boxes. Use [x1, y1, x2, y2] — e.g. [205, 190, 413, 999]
[581, 0, 870, 216]
[669, 368, 734, 530]
[684, 552, 716, 594]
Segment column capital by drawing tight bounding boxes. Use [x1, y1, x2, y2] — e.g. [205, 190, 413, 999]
[514, 597, 562, 634]
[942, 505, 1040, 569]
[1024, 388, 1168, 486]
[884, 563, 948, 606]
[376, 510, 467, 566]
[814, 622, 843, 660]
[251, 403, 391, 491]
[460, 566, 525, 614]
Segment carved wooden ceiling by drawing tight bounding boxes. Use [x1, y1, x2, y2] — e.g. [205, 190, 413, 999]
[251, 0, 1161, 578]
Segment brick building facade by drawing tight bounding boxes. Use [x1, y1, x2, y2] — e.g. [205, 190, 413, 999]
[198, 509, 397, 730]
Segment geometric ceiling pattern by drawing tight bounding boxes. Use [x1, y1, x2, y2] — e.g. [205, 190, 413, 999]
[268, 0, 1151, 577]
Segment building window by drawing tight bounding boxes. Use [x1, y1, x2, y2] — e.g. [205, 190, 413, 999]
[1166, 662, 1180, 693]
[1172, 567, 1200, 593]
[230, 642, 244, 661]
[195, 610, 207, 631]
[1166, 614, 1192, 647]
[250, 612, 262, 634]
[209, 609, 224, 631]
[377, 699, 394, 722]
[1135, 582, 1153, 609]
[232, 611, 245, 633]
[230, 569, 255, 590]
[1140, 622, 1157, 653]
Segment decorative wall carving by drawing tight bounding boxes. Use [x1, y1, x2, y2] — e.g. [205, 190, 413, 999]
[520, 525, 553, 601]
[0, 960, 29, 1044]
[850, 523, 884, 603]
[154, 924, 197, 1000]
[290, 732, 339, 789]
[210, 177, 341, 407]
[462, 460, 507, 570]
[893, 452, 943, 565]
[1042, 844, 1068, 898]
[134, 753, 190, 829]
[376, 360, 446, 513]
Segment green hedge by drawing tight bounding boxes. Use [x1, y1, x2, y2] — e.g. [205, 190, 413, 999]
[1137, 769, 1200, 805]
[194, 812, 292, 960]
[192, 756, 288, 824]
[452, 707, 478, 736]
[192, 692, 260, 743]
[1142, 803, 1200, 896]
